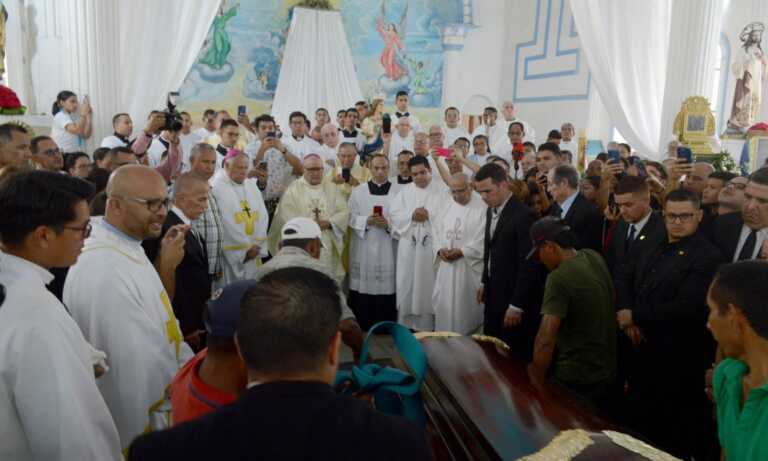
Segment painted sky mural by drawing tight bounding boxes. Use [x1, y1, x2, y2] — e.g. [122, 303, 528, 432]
[179, 0, 464, 119]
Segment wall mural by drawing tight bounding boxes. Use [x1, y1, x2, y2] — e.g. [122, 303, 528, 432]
[180, 0, 464, 120]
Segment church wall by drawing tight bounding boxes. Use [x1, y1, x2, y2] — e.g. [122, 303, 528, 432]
[496, 0, 592, 141]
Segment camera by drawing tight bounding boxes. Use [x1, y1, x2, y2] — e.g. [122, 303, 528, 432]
[161, 92, 183, 132]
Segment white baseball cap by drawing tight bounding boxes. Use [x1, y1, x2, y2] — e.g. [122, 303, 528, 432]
[281, 217, 323, 241]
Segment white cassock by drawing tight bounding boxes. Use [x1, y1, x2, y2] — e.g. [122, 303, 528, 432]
[64, 218, 193, 449]
[339, 129, 366, 153]
[391, 112, 422, 133]
[389, 179, 448, 330]
[211, 175, 269, 284]
[283, 135, 321, 161]
[0, 252, 122, 461]
[348, 181, 397, 295]
[387, 132, 414, 178]
[560, 139, 579, 167]
[431, 193, 487, 334]
[100, 134, 128, 149]
[147, 136, 170, 168]
[472, 123, 507, 151]
[443, 126, 470, 147]
[268, 177, 349, 283]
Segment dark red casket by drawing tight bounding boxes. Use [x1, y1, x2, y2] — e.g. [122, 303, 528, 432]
[391, 334, 678, 461]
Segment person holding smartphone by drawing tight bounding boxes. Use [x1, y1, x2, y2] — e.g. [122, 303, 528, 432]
[50, 90, 92, 154]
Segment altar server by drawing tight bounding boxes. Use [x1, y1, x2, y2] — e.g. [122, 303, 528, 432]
[348, 154, 398, 330]
[0, 171, 122, 461]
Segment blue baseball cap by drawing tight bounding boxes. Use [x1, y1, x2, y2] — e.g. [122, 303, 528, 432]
[204, 279, 258, 338]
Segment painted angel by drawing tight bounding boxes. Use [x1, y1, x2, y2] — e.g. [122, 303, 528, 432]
[376, 1, 408, 81]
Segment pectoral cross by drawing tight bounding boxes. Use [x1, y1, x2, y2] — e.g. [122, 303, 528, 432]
[235, 200, 258, 236]
[160, 291, 182, 360]
[310, 198, 323, 221]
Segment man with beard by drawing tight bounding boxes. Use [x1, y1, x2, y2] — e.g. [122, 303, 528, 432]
[64, 165, 193, 449]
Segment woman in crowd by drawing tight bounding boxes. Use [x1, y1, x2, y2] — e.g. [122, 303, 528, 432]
[50, 90, 92, 153]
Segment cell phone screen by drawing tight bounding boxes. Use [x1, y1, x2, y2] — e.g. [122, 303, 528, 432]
[373, 205, 383, 216]
[238, 105, 247, 116]
[607, 149, 621, 164]
[382, 114, 391, 134]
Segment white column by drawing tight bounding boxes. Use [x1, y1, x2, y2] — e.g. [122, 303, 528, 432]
[658, 0, 725, 152]
[441, 23, 469, 110]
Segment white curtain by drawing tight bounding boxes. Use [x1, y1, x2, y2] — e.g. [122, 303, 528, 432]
[59, 0, 218, 152]
[272, 7, 363, 129]
[658, 0, 724, 152]
[570, 0, 672, 158]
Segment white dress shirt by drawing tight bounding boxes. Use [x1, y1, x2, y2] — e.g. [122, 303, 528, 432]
[733, 224, 768, 261]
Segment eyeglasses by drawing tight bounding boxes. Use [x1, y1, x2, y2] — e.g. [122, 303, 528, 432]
[305, 167, 324, 173]
[451, 187, 469, 195]
[40, 148, 63, 157]
[665, 212, 695, 223]
[61, 221, 92, 238]
[112, 195, 171, 213]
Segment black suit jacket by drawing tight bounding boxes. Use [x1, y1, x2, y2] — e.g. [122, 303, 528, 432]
[708, 211, 744, 262]
[481, 196, 539, 340]
[614, 232, 723, 390]
[143, 211, 211, 337]
[127, 381, 430, 461]
[604, 211, 666, 277]
[557, 193, 604, 252]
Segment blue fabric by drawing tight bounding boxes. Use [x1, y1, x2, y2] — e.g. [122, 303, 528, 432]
[740, 141, 750, 175]
[334, 321, 427, 426]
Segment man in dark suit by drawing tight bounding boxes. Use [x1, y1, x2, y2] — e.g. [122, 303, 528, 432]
[127, 267, 430, 461]
[474, 163, 541, 360]
[710, 168, 768, 262]
[144, 172, 211, 351]
[614, 189, 723, 459]
[547, 164, 603, 252]
[604, 175, 666, 277]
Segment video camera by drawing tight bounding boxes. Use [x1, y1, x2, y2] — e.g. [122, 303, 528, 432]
[161, 91, 183, 132]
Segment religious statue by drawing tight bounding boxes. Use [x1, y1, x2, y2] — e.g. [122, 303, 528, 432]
[376, 1, 409, 82]
[725, 22, 768, 135]
[200, 1, 239, 70]
[0, 4, 7, 76]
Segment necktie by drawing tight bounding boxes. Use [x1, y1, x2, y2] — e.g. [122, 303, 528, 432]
[625, 224, 636, 253]
[738, 230, 758, 261]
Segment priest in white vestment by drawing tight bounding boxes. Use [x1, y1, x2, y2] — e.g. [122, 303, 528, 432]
[443, 107, 470, 147]
[348, 154, 398, 331]
[100, 113, 133, 149]
[64, 166, 193, 449]
[0, 171, 122, 461]
[471, 107, 507, 150]
[211, 151, 269, 285]
[383, 117, 414, 178]
[390, 155, 448, 331]
[501, 100, 537, 144]
[431, 173, 487, 334]
[319, 123, 341, 171]
[268, 154, 349, 282]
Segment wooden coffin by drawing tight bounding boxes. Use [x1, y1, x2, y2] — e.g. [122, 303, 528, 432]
[393, 334, 677, 461]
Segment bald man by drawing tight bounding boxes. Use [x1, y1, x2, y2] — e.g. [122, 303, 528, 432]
[683, 162, 715, 196]
[211, 153, 269, 285]
[267, 154, 349, 283]
[64, 165, 193, 448]
[143, 173, 212, 351]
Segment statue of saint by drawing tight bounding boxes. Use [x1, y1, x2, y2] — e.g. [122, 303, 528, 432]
[726, 22, 768, 134]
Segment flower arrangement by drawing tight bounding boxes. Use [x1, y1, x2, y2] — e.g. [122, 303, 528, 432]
[710, 149, 738, 173]
[0, 85, 26, 115]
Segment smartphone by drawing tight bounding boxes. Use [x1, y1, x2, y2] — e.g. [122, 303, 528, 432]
[607, 149, 621, 164]
[382, 114, 391, 134]
[266, 131, 277, 139]
[238, 105, 247, 117]
[632, 159, 648, 178]
[83, 94, 90, 104]
[373, 205, 383, 216]
[677, 147, 692, 163]
[436, 147, 453, 157]
[342, 168, 351, 183]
